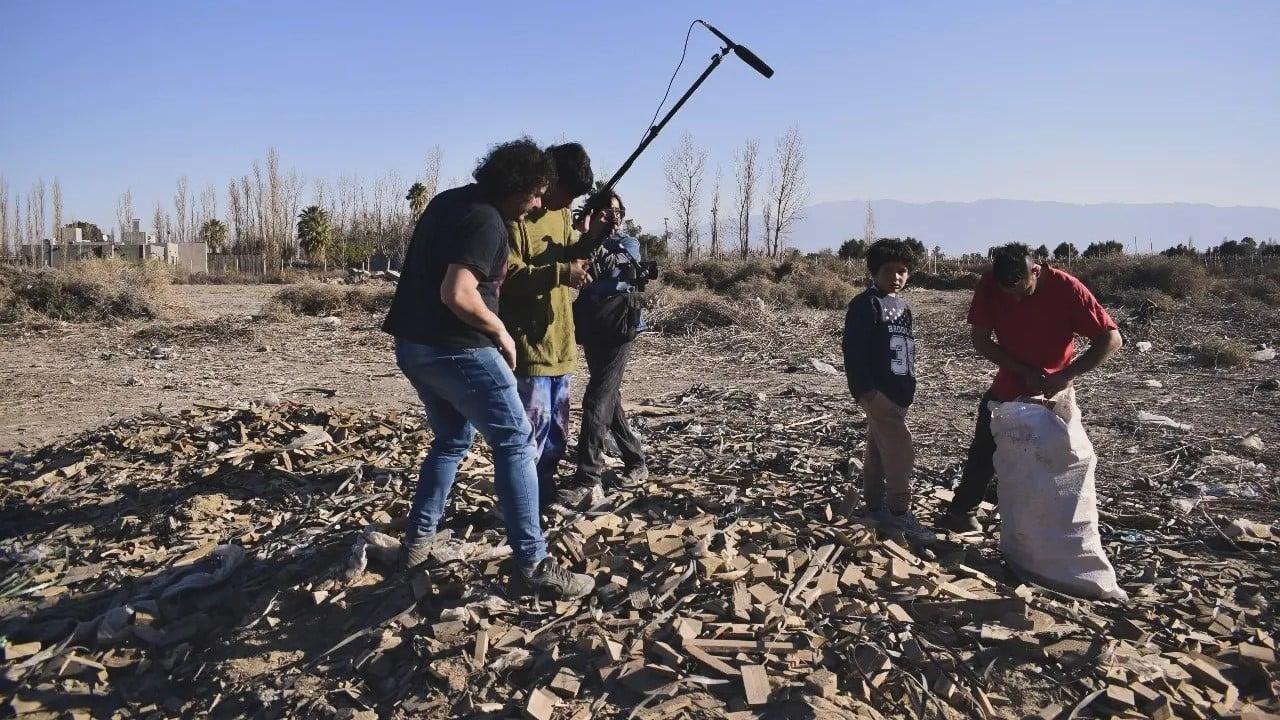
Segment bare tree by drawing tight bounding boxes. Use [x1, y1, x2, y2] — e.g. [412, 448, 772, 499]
[862, 201, 876, 246]
[0, 176, 8, 255]
[708, 165, 724, 257]
[28, 180, 47, 264]
[116, 189, 135, 240]
[51, 178, 63, 244]
[153, 202, 167, 243]
[196, 184, 217, 238]
[733, 139, 760, 259]
[227, 179, 246, 251]
[173, 175, 191, 245]
[663, 133, 707, 262]
[423, 145, 443, 202]
[12, 195, 22, 261]
[763, 126, 808, 257]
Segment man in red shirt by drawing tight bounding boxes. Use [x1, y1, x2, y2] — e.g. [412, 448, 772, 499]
[939, 243, 1123, 533]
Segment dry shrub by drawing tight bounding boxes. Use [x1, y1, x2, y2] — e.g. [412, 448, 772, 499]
[1193, 337, 1251, 368]
[910, 266, 982, 290]
[133, 317, 255, 344]
[1212, 268, 1280, 308]
[646, 286, 770, 334]
[1076, 256, 1209, 303]
[660, 265, 708, 291]
[271, 282, 394, 316]
[725, 275, 800, 308]
[783, 270, 858, 310]
[0, 259, 171, 323]
[722, 257, 778, 288]
[684, 257, 738, 289]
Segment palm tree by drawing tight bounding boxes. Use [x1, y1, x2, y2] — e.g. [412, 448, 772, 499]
[406, 182, 429, 219]
[297, 205, 333, 270]
[198, 219, 229, 254]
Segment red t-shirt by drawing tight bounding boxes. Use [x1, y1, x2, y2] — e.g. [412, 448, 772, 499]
[967, 266, 1117, 401]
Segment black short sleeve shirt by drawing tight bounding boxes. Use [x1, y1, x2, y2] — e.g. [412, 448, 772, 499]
[381, 184, 509, 347]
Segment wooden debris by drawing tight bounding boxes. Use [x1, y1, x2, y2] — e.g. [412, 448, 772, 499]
[740, 664, 771, 706]
[524, 688, 559, 720]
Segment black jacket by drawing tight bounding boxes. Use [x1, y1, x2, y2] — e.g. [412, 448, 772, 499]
[841, 286, 916, 408]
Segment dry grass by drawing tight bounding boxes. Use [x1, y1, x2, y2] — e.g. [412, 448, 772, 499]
[1193, 336, 1252, 368]
[645, 286, 773, 334]
[271, 282, 395, 316]
[0, 259, 172, 323]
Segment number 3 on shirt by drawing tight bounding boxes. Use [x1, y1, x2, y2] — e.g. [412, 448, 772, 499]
[889, 334, 915, 376]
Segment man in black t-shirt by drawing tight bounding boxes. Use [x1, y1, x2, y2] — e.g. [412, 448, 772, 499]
[383, 138, 594, 600]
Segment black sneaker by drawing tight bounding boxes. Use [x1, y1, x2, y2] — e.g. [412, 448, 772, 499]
[514, 557, 595, 599]
[937, 511, 982, 534]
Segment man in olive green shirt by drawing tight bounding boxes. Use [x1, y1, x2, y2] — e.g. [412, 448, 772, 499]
[501, 143, 603, 509]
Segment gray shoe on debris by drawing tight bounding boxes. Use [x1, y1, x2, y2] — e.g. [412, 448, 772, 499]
[881, 511, 937, 545]
[938, 511, 982, 534]
[619, 464, 650, 487]
[403, 534, 437, 569]
[551, 485, 596, 509]
[516, 557, 595, 600]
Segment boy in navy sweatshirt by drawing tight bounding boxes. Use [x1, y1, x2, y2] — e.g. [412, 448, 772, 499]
[842, 239, 935, 544]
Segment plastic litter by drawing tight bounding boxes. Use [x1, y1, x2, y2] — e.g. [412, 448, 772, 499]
[1136, 410, 1192, 431]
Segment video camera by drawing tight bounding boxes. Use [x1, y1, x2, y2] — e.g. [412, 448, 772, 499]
[620, 259, 660, 291]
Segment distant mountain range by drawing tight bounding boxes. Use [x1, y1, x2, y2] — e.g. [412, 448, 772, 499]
[784, 199, 1280, 255]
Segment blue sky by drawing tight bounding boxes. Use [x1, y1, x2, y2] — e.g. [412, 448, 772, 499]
[1, 0, 1277, 238]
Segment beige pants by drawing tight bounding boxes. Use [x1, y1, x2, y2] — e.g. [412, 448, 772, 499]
[856, 391, 914, 513]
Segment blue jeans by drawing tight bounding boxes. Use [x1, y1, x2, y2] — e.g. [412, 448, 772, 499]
[516, 374, 572, 499]
[394, 338, 547, 568]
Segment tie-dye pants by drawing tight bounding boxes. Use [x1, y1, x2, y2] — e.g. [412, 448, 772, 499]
[516, 374, 572, 502]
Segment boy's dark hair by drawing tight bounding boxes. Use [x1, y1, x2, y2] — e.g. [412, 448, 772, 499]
[546, 142, 594, 197]
[473, 137, 556, 201]
[865, 238, 917, 274]
[991, 242, 1033, 287]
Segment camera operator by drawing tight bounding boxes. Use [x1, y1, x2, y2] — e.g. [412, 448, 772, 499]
[572, 190, 650, 490]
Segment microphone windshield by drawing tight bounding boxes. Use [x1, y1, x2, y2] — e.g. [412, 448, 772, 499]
[733, 44, 774, 78]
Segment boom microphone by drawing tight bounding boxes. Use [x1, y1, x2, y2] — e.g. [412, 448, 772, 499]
[573, 19, 774, 227]
[698, 21, 775, 78]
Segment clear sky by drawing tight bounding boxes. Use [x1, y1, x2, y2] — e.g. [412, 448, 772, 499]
[2, 0, 1277, 238]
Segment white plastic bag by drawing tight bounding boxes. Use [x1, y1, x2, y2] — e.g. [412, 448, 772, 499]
[990, 387, 1127, 600]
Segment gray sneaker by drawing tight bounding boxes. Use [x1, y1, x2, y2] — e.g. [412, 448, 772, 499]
[882, 511, 937, 545]
[619, 464, 650, 487]
[516, 557, 595, 600]
[403, 533, 437, 569]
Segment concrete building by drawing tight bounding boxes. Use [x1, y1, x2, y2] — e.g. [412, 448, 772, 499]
[19, 219, 209, 272]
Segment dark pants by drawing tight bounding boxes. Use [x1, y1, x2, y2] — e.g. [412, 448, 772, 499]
[576, 341, 645, 481]
[949, 390, 997, 515]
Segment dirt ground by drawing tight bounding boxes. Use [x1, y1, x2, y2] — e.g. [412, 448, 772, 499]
[2, 283, 1278, 718]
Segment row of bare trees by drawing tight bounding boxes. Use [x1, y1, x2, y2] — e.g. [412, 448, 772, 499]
[2, 145, 445, 271]
[663, 127, 808, 261]
[1, 176, 67, 258]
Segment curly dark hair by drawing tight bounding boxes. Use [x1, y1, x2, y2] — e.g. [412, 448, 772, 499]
[472, 138, 556, 202]
[991, 242, 1033, 287]
[546, 142, 594, 197]
[865, 238, 918, 274]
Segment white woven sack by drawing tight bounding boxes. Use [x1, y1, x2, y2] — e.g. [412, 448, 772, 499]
[990, 387, 1127, 601]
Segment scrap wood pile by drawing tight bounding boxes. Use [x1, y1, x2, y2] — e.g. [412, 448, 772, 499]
[1, 382, 1277, 719]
